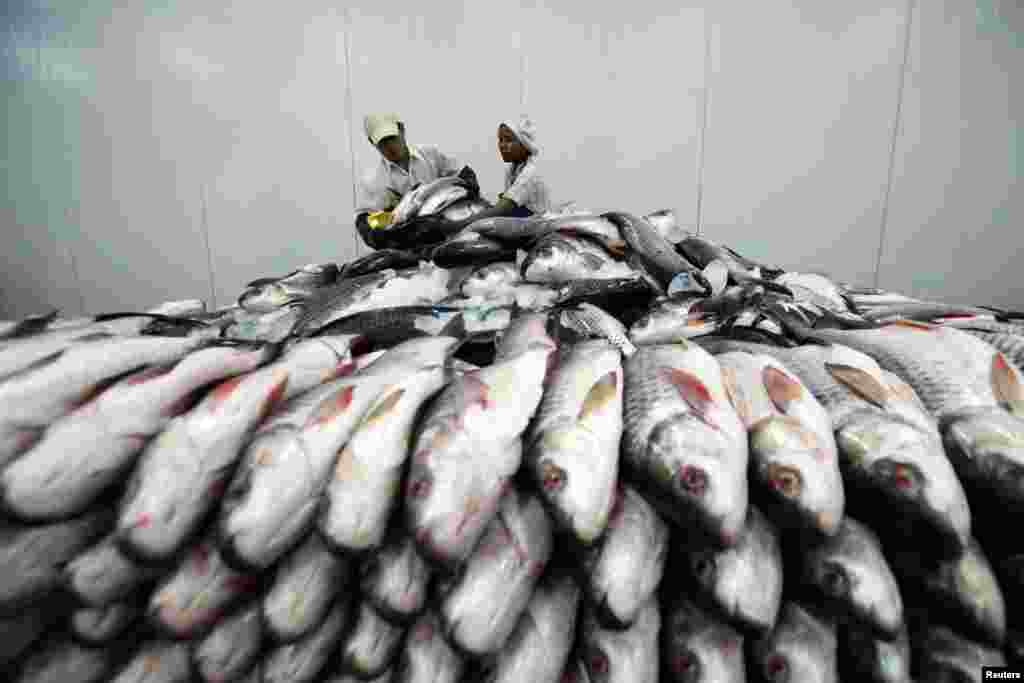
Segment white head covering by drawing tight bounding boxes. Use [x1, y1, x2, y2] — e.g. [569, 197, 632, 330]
[502, 115, 539, 155]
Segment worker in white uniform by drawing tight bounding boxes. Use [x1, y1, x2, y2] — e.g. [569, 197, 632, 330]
[354, 112, 478, 249]
[447, 114, 555, 231]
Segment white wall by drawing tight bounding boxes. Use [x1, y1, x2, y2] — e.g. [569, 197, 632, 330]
[1, 0, 1021, 317]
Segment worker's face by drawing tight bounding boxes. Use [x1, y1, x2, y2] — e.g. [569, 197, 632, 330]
[498, 125, 529, 164]
[377, 134, 409, 165]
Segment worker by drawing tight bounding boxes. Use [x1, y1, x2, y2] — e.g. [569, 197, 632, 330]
[354, 112, 479, 250]
[447, 114, 554, 231]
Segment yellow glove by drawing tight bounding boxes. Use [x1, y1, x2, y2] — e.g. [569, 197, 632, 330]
[367, 210, 394, 230]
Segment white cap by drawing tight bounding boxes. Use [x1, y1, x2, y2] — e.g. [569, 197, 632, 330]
[364, 112, 402, 146]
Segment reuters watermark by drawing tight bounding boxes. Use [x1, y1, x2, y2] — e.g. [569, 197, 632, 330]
[984, 668, 1023, 680]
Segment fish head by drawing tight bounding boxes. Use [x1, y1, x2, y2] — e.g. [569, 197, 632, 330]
[629, 301, 711, 346]
[750, 415, 844, 536]
[836, 414, 971, 549]
[532, 427, 611, 544]
[663, 600, 744, 683]
[753, 604, 837, 683]
[806, 521, 903, 638]
[942, 409, 1024, 511]
[647, 413, 747, 545]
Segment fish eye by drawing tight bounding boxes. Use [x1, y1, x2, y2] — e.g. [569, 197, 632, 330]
[819, 562, 849, 598]
[765, 653, 788, 681]
[765, 463, 803, 499]
[406, 471, 433, 499]
[692, 554, 716, 583]
[872, 459, 921, 493]
[671, 649, 701, 679]
[587, 647, 610, 676]
[678, 465, 708, 496]
[539, 460, 568, 493]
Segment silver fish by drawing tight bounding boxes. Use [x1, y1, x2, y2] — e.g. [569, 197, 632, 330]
[2, 341, 276, 521]
[580, 484, 668, 629]
[338, 601, 406, 678]
[579, 596, 660, 683]
[325, 671, 394, 683]
[296, 264, 455, 336]
[561, 303, 637, 356]
[263, 598, 352, 683]
[862, 302, 995, 324]
[680, 505, 783, 633]
[526, 339, 623, 545]
[643, 209, 690, 243]
[439, 488, 553, 656]
[192, 601, 263, 683]
[801, 518, 903, 640]
[219, 337, 457, 571]
[431, 232, 511, 268]
[661, 597, 744, 683]
[913, 625, 1006, 680]
[16, 636, 118, 683]
[889, 537, 1005, 647]
[522, 234, 635, 284]
[604, 212, 700, 289]
[391, 177, 467, 225]
[494, 311, 557, 362]
[406, 343, 554, 567]
[751, 603, 838, 683]
[0, 594, 68, 667]
[419, 185, 470, 216]
[238, 280, 318, 313]
[536, 213, 627, 253]
[461, 262, 522, 299]
[465, 216, 537, 240]
[955, 329, 1024, 370]
[807, 323, 1024, 421]
[838, 624, 912, 683]
[0, 335, 208, 466]
[629, 296, 718, 346]
[71, 602, 140, 645]
[63, 533, 165, 607]
[716, 351, 845, 537]
[117, 336, 365, 563]
[484, 571, 580, 683]
[148, 534, 260, 640]
[621, 342, 749, 546]
[147, 299, 207, 317]
[0, 328, 115, 388]
[774, 272, 849, 313]
[393, 611, 464, 683]
[263, 532, 351, 642]
[709, 339, 972, 557]
[0, 509, 111, 614]
[111, 640, 192, 683]
[224, 305, 304, 343]
[319, 361, 450, 553]
[441, 197, 492, 223]
[360, 532, 434, 623]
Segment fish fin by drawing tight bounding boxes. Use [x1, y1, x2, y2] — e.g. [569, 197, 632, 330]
[578, 371, 618, 422]
[305, 385, 355, 428]
[992, 353, 1024, 414]
[208, 375, 247, 407]
[363, 387, 405, 426]
[720, 366, 750, 424]
[762, 365, 805, 412]
[886, 319, 935, 331]
[0, 348, 68, 384]
[660, 367, 715, 417]
[824, 362, 889, 408]
[605, 239, 628, 257]
[260, 372, 290, 421]
[581, 253, 606, 271]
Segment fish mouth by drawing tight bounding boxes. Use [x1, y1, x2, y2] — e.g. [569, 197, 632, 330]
[941, 410, 1024, 513]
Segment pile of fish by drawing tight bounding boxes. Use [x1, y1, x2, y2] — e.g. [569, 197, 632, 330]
[1, 206, 1023, 683]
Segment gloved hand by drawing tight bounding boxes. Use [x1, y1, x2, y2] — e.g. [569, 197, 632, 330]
[366, 210, 394, 231]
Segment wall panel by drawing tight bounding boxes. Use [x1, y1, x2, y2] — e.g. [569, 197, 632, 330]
[701, 1, 908, 286]
[878, 0, 1023, 309]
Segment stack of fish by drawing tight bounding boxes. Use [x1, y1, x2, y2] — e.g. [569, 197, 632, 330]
[1, 207, 1023, 683]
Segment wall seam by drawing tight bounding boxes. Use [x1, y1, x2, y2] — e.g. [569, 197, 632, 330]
[695, 9, 713, 236]
[199, 183, 218, 310]
[341, 6, 361, 258]
[873, 0, 916, 288]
